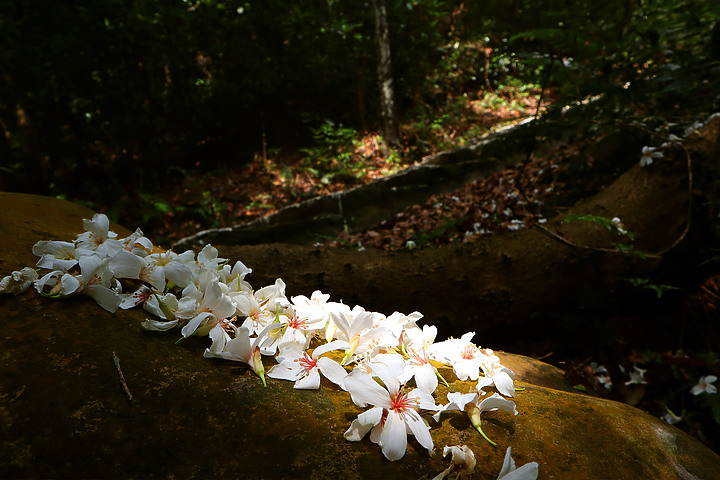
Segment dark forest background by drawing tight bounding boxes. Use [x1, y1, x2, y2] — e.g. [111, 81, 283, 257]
[2, 0, 719, 229]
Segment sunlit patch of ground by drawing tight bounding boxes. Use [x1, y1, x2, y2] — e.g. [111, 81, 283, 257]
[150, 83, 550, 245]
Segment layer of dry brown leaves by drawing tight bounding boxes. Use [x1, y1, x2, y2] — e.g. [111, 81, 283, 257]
[151, 85, 552, 246]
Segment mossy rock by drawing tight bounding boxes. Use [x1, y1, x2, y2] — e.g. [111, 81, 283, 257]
[1, 192, 719, 479]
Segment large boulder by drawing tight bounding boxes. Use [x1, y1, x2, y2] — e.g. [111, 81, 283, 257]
[216, 115, 720, 347]
[1, 192, 719, 479]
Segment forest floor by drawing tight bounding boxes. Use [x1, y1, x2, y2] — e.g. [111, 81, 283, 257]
[144, 82, 555, 248]
[139, 86, 720, 454]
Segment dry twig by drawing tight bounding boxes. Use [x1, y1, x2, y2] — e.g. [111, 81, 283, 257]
[112, 351, 133, 402]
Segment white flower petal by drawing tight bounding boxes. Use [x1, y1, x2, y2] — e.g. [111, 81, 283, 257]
[313, 339, 349, 357]
[369, 362, 401, 397]
[344, 370, 391, 408]
[380, 410, 408, 461]
[141, 318, 179, 331]
[181, 311, 215, 338]
[480, 393, 517, 415]
[108, 250, 144, 279]
[477, 376, 494, 393]
[164, 261, 195, 289]
[498, 446, 516, 477]
[403, 408, 433, 454]
[344, 407, 383, 441]
[294, 368, 321, 390]
[497, 447, 539, 480]
[83, 285, 121, 313]
[409, 388, 441, 411]
[205, 324, 230, 355]
[433, 391, 477, 422]
[267, 363, 301, 382]
[453, 358, 480, 381]
[415, 363, 439, 394]
[500, 463, 539, 480]
[493, 371, 516, 397]
[317, 357, 348, 389]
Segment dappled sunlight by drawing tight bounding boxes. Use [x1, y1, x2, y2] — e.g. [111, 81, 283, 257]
[148, 81, 548, 245]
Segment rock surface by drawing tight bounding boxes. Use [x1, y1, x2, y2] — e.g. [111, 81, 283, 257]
[1, 192, 720, 479]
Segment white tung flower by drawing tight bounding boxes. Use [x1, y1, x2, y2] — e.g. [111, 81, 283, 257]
[430, 332, 483, 381]
[331, 306, 389, 365]
[433, 392, 517, 447]
[178, 271, 236, 338]
[623, 364, 648, 386]
[32, 240, 94, 271]
[0, 267, 38, 295]
[267, 340, 348, 390]
[639, 146, 663, 167]
[432, 445, 476, 480]
[476, 349, 516, 397]
[75, 213, 122, 257]
[343, 365, 437, 461]
[690, 375, 717, 396]
[203, 323, 275, 386]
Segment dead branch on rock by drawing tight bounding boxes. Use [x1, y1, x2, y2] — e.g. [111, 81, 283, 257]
[112, 351, 133, 402]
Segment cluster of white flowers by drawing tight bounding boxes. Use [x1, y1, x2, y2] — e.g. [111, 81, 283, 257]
[1, 213, 537, 476]
[639, 132, 685, 167]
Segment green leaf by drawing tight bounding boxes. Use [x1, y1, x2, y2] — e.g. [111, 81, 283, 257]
[624, 278, 681, 298]
[562, 213, 634, 240]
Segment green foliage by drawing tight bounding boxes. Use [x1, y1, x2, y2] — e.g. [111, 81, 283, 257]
[300, 121, 364, 183]
[561, 213, 659, 258]
[562, 213, 634, 240]
[623, 278, 681, 299]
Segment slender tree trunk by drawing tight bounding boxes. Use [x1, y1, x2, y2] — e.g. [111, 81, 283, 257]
[371, 0, 400, 148]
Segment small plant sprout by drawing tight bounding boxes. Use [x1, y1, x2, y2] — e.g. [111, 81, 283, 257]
[611, 217, 627, 235]
[624, 277, 681, 299]
[562, 213, 634, 240]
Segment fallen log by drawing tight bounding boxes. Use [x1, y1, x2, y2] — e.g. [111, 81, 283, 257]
[217, 115, 719, 346]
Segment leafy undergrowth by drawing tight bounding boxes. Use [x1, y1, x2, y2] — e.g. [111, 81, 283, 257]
[140, 81, 547, 246]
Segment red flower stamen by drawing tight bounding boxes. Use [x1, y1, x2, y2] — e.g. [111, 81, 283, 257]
[389, 391, 418, 412]
[298, 352, 317, 372]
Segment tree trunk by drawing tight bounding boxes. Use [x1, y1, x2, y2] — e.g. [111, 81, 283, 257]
[371, 0, 401, 148]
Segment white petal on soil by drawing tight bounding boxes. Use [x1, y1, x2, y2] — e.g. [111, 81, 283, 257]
[380, 410, 408, 461]
[344, 407, 383, 442]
